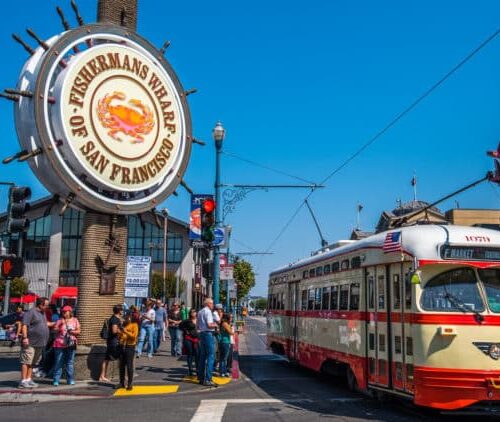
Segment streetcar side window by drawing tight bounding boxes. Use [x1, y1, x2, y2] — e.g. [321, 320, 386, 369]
[393, 274, 401, 310]
[322, 287, 330, 310]
[478, 268, 500, 313]
[351, 256, 361, 269]
[378, 275, 385, 310]
[281, 292, 285, 310]
[332, 262, 340, 272]
[421, 268, 484, 312]
[341, 259, 350, 271]
[324, 264, 331, 274]
[404, 271, 412, 310]
[330, 285, 339, 310]
[301, 290, 307, 310]
[314, 288, 322, 310]
[309, 269, 315, 278]
[303, 270, 309, 279]
[316, 266, 323, 276]
[368, 276, 375, 309]
[339, 285, 349, 310]
[308, 289, 315, 310]
[349, 283, 360, 310]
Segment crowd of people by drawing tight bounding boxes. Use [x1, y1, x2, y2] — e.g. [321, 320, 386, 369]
[12, 296, 237, 390]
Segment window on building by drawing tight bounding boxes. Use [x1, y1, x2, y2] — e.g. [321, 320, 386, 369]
[24, 215, 51, 261]
[60, 209, 84, 286]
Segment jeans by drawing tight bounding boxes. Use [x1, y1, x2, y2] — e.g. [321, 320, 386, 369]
[53, 347, 75, 383]
[197, 332, 215, 383]
[136, 324, 154, 357]
[219, 342, 231, 375]
[168, 327, 182, 356]
[153, 327, 164, 353]
[119, 346, 135, 387]
[183, 338, 198, 375]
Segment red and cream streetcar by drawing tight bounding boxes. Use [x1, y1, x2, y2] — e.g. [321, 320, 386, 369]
[267, 224, 500, 410]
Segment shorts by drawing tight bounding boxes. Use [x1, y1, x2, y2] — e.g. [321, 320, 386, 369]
[105, 342, 122, 361]
[20, 346, 44, 366]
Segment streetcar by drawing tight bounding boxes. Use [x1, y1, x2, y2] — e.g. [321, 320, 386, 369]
[267, 224, 500, 410]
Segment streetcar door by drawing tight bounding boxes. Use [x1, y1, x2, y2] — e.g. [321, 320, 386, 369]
[390, 263, 404, 391]
[367, 265, 390, 387]
[288, 281, 300, 361]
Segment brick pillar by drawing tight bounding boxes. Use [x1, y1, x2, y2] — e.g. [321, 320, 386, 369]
[97, 0, 138, 31]
[77, 213, 127, 345]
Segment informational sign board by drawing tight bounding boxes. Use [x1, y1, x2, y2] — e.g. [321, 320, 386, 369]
[125, 256, 151, 298]
[220, 264, 234, 280]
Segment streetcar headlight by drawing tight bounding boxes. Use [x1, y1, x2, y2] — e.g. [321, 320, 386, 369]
[489, 344, 500, 360]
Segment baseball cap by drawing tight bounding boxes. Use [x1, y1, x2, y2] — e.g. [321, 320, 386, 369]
[62, 305, 73, 312]
[215, 304, 223, 310]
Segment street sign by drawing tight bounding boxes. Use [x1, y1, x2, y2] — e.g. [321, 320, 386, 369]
[125, 256, 151, 298]
[220, 264, 234, 280]
[213, 227, 226, 247]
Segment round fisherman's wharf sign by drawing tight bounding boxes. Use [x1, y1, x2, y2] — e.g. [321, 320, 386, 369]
[14, 25, 192, 214]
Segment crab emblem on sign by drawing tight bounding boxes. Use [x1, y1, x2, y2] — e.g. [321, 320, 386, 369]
[97, 91, 154, 144]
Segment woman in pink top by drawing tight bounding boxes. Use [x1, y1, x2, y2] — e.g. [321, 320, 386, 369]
[52, 305, 80, 386]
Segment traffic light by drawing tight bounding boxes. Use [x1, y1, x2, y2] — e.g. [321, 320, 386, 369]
[7, 186, 31, 233]
[0, 256, 25, 278]
[201, 197, 216, 242]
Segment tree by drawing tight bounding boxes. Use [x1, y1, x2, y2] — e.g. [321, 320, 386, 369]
[255, 297, 267, 310]
[0, 277, 28, 297]
[233, 258, 255, 301]
[150, 271, 185, 301]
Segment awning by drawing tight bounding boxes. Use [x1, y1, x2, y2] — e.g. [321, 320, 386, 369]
[0, 293, 39, 303]
[51, 286, 78, 300]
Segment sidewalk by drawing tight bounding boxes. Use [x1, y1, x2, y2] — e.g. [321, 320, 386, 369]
[0, 337, 236, 402]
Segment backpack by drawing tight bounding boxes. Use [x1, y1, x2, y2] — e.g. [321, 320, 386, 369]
[100, 318, 110, 340]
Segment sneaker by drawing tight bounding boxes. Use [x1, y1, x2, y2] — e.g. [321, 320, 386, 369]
[68, 380, 75, 385]
[203, 381, 219, 388]
[52, 381, 59, 386]
[126, 386, 133, 391]
[18, 380, 31, 389]
[27, 380, 39, 388]
[147, 354, 153, 359]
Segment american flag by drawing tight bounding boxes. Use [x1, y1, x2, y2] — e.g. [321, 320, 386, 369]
[383, 231, 401, 253]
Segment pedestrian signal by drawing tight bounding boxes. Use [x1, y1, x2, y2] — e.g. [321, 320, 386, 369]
[1, 256, 25, 278]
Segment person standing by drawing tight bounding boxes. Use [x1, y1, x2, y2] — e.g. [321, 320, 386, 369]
[153, 299, 167, 353]
[179, 309, 199, 376]
[196, 298, 218, 387]
[168, 303, 182, 357]
[118, 310, 139, 391]
[99, 305, 123, 382]
[52, 306, 80, 386]
[218, 314, 234, 377]
[136, 300, 155, 358]
[180, 302, 189, 321]
[18, 297, 54, 389]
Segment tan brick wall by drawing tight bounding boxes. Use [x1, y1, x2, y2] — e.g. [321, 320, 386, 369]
[97, 0, 138, 31]
[77, 213, 127, 345]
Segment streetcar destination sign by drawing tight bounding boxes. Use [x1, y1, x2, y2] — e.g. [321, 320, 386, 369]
[441, 245, 500, 261]
[13, 24, 192, 214]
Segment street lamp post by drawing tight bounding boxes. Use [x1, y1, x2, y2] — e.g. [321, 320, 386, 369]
[225, 225, 232, 312]
[212, 121, 225, 304]
[162, 208, 169, 303]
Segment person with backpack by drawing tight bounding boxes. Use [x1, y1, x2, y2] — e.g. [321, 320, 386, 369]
[52, 306, 80, 386]
[99, 305, 123, 383]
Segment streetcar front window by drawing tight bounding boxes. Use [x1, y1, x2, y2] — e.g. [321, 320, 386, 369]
[478, 268, 500, 313]
[421, 268, 485, 312]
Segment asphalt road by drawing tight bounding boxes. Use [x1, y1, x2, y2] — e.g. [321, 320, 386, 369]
[0, 316, 494, 421]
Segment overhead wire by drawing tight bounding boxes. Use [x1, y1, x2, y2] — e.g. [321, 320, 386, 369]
[262, 26, 500, 254]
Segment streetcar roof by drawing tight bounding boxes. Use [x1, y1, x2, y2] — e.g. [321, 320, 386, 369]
[270, 224, 500, 275]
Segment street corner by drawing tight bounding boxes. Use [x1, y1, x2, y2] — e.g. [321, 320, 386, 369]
[113, 384, 179, 397]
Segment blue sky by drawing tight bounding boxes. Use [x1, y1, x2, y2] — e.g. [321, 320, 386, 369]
[1, 1, 500, 296]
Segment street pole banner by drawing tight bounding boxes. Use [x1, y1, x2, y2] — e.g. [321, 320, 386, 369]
[189, 194, 214, 241]
[220, 264, 234, 280]
[125, 256, 151, 298]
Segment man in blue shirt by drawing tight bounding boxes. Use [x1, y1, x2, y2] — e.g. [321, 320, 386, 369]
[196, 298, 218, 387]
[153, 299, 167, 353]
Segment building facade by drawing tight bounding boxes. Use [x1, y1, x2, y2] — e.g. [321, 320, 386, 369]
[0, 196, 203, 307]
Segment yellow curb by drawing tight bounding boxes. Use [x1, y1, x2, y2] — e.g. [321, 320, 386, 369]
[113, 385, 179, 396]
[182, 375, 232, 386]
